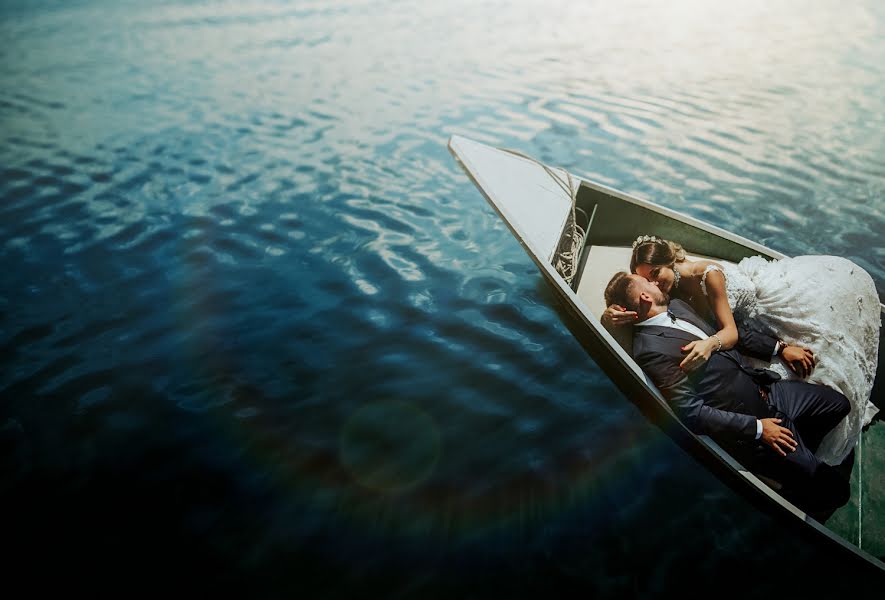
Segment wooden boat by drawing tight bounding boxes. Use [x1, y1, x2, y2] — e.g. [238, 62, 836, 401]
[448, 134, 885, 572]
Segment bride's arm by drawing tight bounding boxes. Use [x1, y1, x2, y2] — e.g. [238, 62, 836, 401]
[602, 304, 638, 327]
[679, 269, 739, 371]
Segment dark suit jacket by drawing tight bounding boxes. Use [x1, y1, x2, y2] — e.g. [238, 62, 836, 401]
[632, 299, 778, 441]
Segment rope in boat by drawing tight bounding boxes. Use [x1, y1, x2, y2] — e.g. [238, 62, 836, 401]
[498, 148, 586, 285]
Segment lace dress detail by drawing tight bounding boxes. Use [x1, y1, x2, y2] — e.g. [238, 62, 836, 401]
[703, 255, 880, 465]
[699, 264, 720, 298]
[700, 263, 759, 323]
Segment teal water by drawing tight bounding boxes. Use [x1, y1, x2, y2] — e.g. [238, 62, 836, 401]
[2, 0, 884, 596]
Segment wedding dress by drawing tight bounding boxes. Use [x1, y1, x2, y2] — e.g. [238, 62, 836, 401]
[701, 255, 881, 466]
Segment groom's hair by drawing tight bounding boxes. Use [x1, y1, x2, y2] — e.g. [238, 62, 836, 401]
[604, 271, 638, 311]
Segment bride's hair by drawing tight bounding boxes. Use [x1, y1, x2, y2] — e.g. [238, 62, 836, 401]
[629, 236, 685, 273]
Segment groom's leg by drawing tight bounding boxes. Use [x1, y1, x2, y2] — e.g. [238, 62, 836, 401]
[764, 381, 850, 512]
[769, 380, 849, 453]
[752, 421, 849, 513]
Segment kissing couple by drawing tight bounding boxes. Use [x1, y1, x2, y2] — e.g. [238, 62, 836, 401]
[602, 236, 881, 516]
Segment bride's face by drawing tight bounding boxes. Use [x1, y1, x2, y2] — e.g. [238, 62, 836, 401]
[635, 263, 676, 293]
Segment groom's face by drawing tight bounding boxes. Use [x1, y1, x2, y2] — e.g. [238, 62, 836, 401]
[627, 274, 669, 317]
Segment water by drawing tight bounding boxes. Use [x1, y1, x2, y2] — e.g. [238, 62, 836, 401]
[2, 0, 884, 595]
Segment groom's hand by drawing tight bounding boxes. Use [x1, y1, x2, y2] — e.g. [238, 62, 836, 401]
[781, 346, 815, 378]
[760, 418, 797, 457]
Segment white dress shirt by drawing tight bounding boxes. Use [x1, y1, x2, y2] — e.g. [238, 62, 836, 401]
[636, 310, 708, 339]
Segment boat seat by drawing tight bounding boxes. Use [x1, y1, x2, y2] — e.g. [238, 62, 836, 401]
[577, 246, 637, 354]
[575, 245, 738, 356]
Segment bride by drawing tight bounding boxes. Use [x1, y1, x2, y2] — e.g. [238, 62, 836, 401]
[603, 235, 881, 466]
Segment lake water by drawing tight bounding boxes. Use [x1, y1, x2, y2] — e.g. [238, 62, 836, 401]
[2, 0, 884, 595]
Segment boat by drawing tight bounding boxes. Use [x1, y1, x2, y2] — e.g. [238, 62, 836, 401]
[448, 134, 885, 572]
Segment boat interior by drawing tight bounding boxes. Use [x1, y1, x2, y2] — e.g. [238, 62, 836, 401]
[561, 182, 753, 353]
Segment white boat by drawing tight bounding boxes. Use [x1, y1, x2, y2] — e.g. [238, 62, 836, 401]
[448, 134, 885, 572]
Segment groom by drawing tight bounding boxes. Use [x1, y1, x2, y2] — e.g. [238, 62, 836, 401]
[604, 271, 851, 513]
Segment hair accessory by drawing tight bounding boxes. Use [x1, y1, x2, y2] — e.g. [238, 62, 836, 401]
[632, 234, 662, 249]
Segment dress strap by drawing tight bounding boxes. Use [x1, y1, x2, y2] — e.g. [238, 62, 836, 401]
[700, 264, 725, 297]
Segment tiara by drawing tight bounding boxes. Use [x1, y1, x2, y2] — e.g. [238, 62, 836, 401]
[632, 235, 662, 249]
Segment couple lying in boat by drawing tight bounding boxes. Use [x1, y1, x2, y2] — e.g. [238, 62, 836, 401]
[602, 236, 881, 513]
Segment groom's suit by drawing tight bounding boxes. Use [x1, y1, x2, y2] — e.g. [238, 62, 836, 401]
[633, 299, 850, 501]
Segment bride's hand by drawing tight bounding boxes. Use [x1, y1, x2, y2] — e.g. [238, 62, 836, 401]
[679, 338, 716, 372]
[602, 304, 638, 327]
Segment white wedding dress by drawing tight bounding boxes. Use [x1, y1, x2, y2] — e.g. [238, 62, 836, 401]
[701, 255, 881, 466]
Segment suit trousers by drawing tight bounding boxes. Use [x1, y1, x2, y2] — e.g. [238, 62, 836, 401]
[743, 380, 851, 511]
[766, 380, 850, 477]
